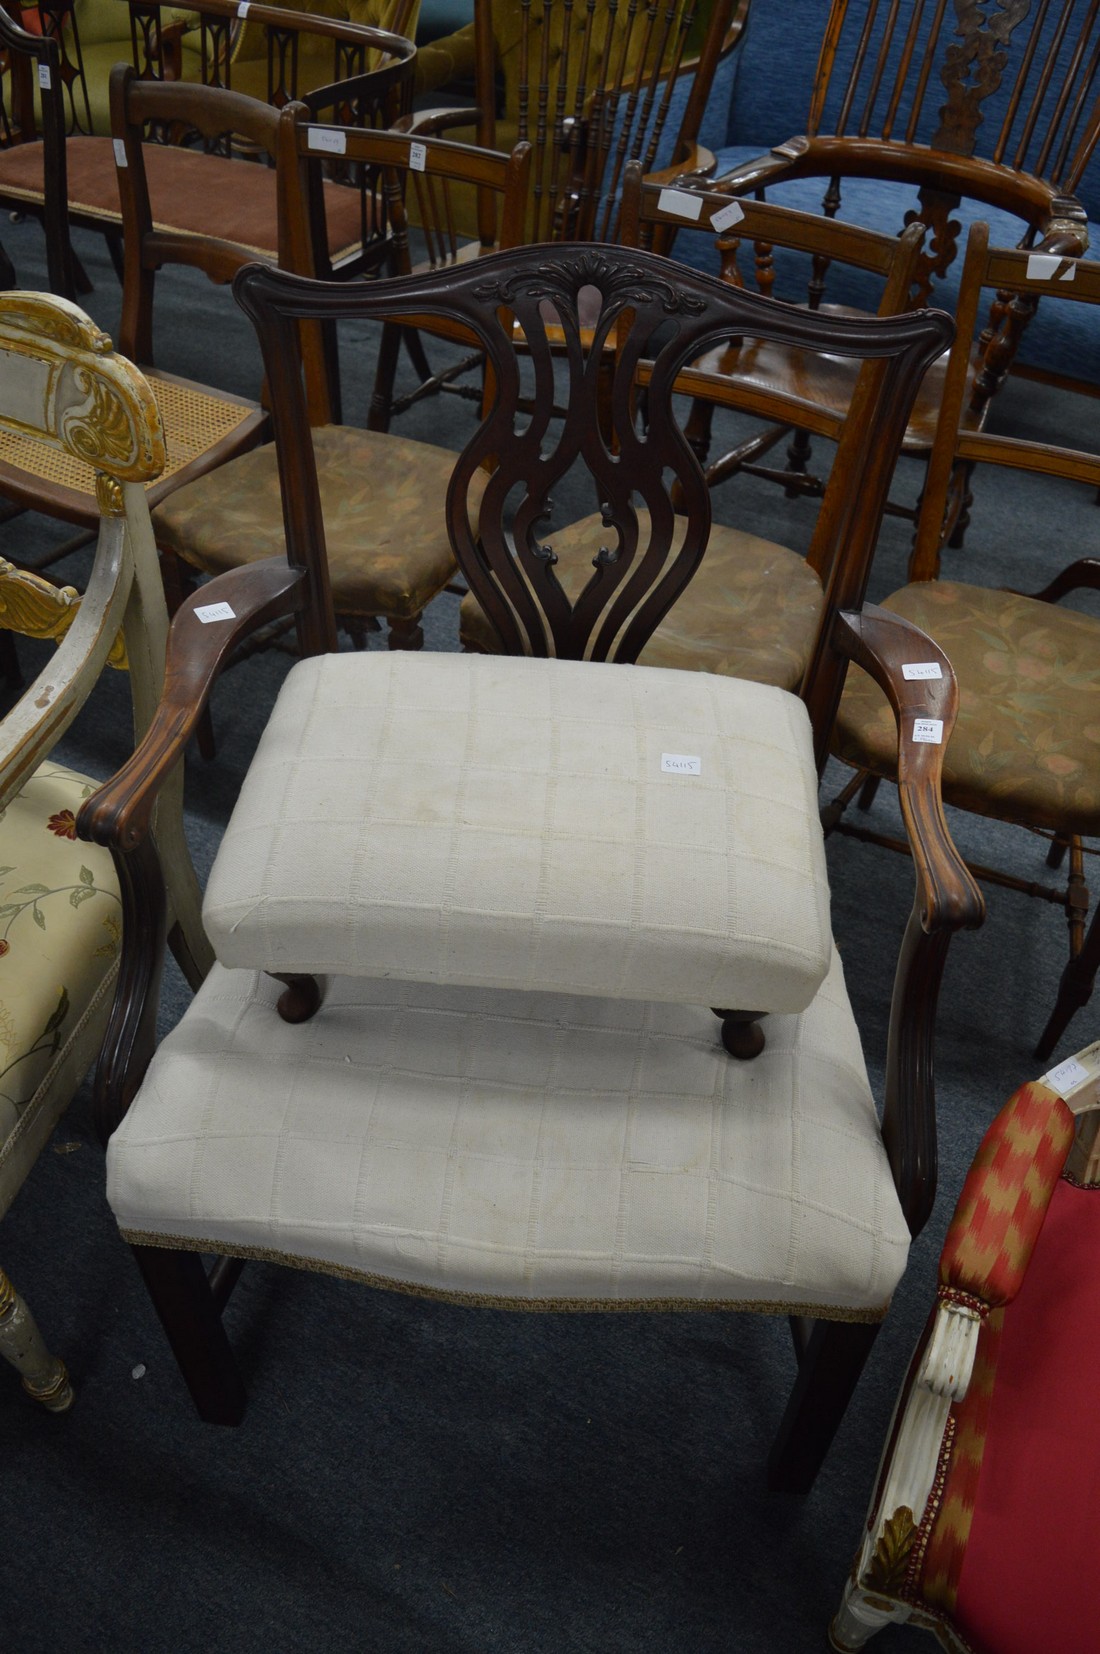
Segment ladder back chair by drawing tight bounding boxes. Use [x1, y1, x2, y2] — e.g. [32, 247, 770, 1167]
[0, 287, 209, 1413]
[0, 0, 415, 297]
[152, 122, 532, 658]
[829, 222, 1100, 1061]
[79, 245, 981, 1496]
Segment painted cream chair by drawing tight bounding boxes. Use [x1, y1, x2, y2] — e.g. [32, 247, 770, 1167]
[0, 290, 210, 1411]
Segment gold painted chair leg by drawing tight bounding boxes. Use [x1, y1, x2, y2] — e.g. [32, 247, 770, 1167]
[0, 1266, 74, 1413]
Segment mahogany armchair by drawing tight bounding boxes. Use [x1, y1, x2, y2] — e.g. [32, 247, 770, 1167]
[683, 0, 1100, 537]
[829, 225, 1100, 1061]
[0, 287, 208, 1412]
[831, 1041, 1100, 1654]
[79, 245, 982, 1496]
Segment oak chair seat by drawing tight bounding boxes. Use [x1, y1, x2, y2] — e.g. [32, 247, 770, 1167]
[674, 317, 973, 455]
[459, 511, 825, 690]
[108, 950, 909, 1313]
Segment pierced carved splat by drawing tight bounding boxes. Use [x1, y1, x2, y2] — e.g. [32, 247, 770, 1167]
[931, 0, 1033, 157]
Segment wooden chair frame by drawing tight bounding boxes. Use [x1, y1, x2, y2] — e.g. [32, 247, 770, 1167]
[77, 247, 982, 1493]
[826, 221, 1100, 1061]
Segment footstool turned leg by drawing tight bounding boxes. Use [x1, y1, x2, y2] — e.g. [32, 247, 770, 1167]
[0, 1266, 74, 1413]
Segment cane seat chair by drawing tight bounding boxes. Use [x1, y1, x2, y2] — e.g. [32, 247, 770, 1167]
[79, 245, 981, 1494]
[152, 123, 531, 650]
[691, 0, 1100, 535]
[829, 223, 1100, 1061]
[461, 173, 929, 688]
[0, 288, 209, 1413]
[831, 1044, 1100, 1654]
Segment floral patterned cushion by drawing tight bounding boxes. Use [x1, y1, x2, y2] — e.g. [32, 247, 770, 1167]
[0, 764, 120, 1189]
[832, 581, 1100, 834]
[459, 513, 824, 688]
[153, 426, 483, 621]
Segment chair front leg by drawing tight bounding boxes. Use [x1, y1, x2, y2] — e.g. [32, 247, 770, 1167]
[131, 1245, 246, 1426]
[0, 1265, 74, 1412]
[767, 1317, 881, 1493]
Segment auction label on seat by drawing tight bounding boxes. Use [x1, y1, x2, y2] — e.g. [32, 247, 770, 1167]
[661, 753, 702, 774]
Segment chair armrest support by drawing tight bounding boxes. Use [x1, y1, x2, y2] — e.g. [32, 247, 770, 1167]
[646, 143, 718, 187]
[833, 606, 984, 1240]
[832, 605, 983, 936]
[78, 559, 305, 855]
[403, 106, 482, 138]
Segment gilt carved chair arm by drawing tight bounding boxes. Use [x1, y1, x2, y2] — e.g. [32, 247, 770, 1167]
[78, 559, 305, 854]
[832, 605, 983, 937]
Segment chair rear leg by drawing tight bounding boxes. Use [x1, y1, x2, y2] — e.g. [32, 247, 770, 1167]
[0, 1265, 74, 1412]
[386, 612, 425, 650]
[767, 1317, 880, 1493]
[131, 1245, 246, 1425]
[1036, 895, 1100, 1060]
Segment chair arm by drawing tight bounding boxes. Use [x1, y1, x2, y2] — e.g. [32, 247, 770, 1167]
[711, 143, 810, 195]
[78, 559, 305, 854]
[645, 143, 718, 187]
[940, 1077, 1076, 1307]
[832, 605, 983, 936]
[402, 105, 482, 138]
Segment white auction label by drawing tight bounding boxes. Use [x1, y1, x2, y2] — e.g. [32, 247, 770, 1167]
[1026, 251, 1076, 283]
[661, 753, 702, 775]
[911, 718, 943, 744]
[710, 199, 745, 232]
[657, 187, 703, 221]
[38, 63, 52, 90]
[410, 141, 426, 172]
[113, 138, 128, 168]
[195, 601, 236, 624]
[901, 661, 943, 681]
[237, 1, 250, 15]
[308, 126, 347, 155]
[1043, 1055, 1091, 1093]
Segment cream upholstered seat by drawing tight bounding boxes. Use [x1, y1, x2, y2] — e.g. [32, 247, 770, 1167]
[109, 952, 909, 1313]
[0, 291, 210, 1412]
[202, 652, 832, 1010]
[82, 245, 980, 1494]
